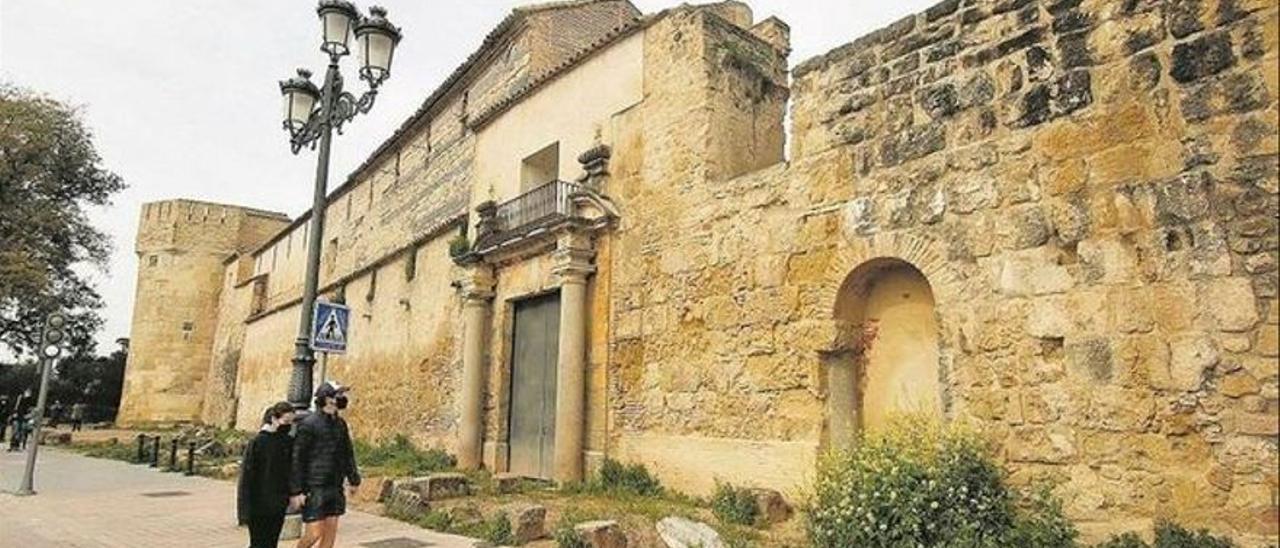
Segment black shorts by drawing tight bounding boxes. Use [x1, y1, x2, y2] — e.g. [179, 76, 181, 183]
[301, 486, 346, 522]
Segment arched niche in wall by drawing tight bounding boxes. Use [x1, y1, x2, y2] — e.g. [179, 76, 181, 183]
[826, 257, 942, 449]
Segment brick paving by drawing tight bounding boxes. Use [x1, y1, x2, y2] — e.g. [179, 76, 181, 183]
[0, 447, 479, 547]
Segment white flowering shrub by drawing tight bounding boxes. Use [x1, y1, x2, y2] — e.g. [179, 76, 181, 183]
[806, 416, 1076, 548]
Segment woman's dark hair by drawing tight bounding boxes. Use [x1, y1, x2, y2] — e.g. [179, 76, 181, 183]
[261, 401, 295, 424]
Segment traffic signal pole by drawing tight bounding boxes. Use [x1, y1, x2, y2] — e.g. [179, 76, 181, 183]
[15, 354, 55, 496]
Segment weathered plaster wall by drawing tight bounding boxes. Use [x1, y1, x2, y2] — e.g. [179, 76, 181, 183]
[234, 229, 464, 452]
[473, 32, 644, 209]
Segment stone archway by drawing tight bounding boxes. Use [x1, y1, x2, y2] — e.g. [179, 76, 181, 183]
[819, 233, 964, 450]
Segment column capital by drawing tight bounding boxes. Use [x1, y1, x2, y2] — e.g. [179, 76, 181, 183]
[457, 263, 495, 302]
[552, 232, 595, 283]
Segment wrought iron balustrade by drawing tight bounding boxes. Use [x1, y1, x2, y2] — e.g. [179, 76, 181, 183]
[492, 180, 583, 234]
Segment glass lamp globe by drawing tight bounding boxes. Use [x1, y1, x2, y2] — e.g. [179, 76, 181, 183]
[279, 68, 322, 131]
[354, 6, 402, 87]
[317, 0, 359, 57]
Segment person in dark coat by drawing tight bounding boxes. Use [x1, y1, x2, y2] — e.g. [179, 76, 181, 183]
[238, 401, 297, 548]
[0, 395, 10, 442]
[290, 382, 360, 548]
[70, 402, 87, 432]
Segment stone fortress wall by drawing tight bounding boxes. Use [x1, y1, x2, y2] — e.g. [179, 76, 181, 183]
[118, 0, 1278, 543]
[623, 0, 1277, 540]
[118, 200, 289, 424]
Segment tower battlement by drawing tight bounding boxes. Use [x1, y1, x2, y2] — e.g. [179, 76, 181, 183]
[118, 199, 289, 425]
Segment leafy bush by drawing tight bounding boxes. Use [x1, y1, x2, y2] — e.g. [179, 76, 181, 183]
[353, 434, 455, 476]
[598, 457, 662, 496]
[711, 482, 759, 526]
[1097, 532, 1151, 548]
[1095, 521, 1236, 548]
[806, 416, 1076, 548]
[1006, 487, 1078, 548]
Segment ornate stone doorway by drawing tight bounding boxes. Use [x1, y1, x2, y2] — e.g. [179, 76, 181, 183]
[828, 258, 942, 447]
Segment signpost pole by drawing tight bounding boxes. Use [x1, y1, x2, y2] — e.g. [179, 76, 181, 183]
[16, 355, 55, 496]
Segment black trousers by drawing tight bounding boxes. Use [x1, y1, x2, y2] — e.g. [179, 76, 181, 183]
[247, 513, 285, 548]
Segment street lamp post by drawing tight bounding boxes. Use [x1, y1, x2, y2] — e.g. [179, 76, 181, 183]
[280, 1, 401, 411]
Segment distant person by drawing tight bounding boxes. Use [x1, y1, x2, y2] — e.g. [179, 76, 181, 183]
[70, 402, 87, 432]
[48, 400, 63, 429]
[238, 401, 297, 548]
[0, 395, 10, 442]
[6, 413, 22, 451]
[291, 382, 361, 548]
[13, 409, 35, 450]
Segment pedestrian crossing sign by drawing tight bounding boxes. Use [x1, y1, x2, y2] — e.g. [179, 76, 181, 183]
[311, 301, 350, 354]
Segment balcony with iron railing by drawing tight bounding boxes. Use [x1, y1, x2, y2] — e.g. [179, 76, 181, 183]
[472, 179, 586, 251]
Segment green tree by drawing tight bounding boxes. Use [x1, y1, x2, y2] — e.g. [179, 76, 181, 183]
[0, 83, 125, 356]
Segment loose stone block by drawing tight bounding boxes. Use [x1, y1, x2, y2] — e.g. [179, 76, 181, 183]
[376, 477, 396, 503]
[410, 473, 472, 501]
[657, 516, 724, 548]
[500, 503, 547, 544]
[575, 520, 628, 548]
[747, 488, 794, 523]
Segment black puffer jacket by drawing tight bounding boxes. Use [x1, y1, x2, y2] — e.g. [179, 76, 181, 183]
[289, 411, 360, 494]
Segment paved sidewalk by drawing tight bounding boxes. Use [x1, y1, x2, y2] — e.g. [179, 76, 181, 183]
[0, 447, 478, 547]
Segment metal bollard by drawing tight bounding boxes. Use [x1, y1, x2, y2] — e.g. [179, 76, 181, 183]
[168, 438, 179, 470]
[136, 434, 146, 463]
[185, 440, 196, 476]
[150, 436, 160, 468]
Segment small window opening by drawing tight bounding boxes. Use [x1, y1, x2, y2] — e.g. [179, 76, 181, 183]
[521, 142, 560, 192]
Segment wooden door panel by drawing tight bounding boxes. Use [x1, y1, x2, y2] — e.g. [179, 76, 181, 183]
[508, 293, 559, 479]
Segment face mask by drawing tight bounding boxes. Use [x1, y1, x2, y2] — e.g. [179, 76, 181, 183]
[336, 396, 349, 410]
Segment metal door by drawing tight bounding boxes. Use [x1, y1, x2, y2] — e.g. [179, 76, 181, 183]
[508, 293, 560, 479]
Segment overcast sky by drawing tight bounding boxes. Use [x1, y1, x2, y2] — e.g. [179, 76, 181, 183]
[0, 0, 936, 352]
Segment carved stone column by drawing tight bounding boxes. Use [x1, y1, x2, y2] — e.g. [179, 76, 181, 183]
[551, 230, 595, 483]
[457, 262, 495, 470]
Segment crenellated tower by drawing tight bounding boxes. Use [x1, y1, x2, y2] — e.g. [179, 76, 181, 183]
[116, 200, 289, 425]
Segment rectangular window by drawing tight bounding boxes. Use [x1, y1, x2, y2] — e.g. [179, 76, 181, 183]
[148, 255, 159, 267]
[520, 142, 559, 192]
[181, 321, 194, 341]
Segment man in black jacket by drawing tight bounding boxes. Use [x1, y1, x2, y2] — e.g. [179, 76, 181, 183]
[238, 401, 296, 548]
[290, 382, 361, 548]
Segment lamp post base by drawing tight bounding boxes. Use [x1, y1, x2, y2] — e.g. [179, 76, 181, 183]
[288, 338, 316, 412]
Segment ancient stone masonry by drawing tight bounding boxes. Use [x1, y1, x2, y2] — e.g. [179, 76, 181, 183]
[775, 0, 1277, 542]
[118, 200, 289, 425]
[121, 0, 1277, 544]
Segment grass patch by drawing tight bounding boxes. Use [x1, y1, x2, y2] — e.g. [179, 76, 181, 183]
[353, 434, 455, 477]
